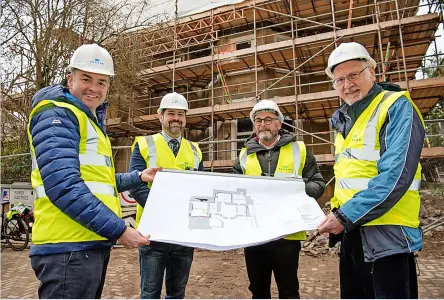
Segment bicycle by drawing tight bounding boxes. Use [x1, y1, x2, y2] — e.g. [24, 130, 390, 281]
[1, 202, 32, 251]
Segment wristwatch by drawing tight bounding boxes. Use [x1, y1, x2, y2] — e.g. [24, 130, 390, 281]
[138, 171, 143, 182]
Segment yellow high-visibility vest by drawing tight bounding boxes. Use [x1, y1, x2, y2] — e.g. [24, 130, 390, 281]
[333, 91, 423, 227]
[27, 100, 121, 244]
[132, 133, 202, 227]
[238, 141, 307, 240]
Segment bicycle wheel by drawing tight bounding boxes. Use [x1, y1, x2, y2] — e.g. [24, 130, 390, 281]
[1, 229, 6, 251]
[4, 217, 29, 251]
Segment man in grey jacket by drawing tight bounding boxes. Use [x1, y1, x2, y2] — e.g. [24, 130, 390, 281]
[233, 100, 325, 299]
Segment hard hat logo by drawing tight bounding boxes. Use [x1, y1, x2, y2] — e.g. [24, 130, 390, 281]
[90, 58, 105, 66]
[334, 51, 348, 59]
[69, 44, 115, 76]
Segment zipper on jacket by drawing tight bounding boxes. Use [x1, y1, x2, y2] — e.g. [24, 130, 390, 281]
[267, 150, 272, 176]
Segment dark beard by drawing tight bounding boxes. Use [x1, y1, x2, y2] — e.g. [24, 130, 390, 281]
[167, 123, 183, 134]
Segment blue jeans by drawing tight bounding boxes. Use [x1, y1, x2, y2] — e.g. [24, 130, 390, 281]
[139, 241, 194, 299]
[30, 248, 111, 299]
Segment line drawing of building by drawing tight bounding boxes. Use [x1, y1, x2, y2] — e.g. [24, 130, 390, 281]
[189, 188, 258, 230]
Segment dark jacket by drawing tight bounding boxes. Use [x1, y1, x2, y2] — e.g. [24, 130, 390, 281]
[232, 130, 325, 200]
[29, 84, 142, 256]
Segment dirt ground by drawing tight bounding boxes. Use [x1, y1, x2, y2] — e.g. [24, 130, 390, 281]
[1, 190, 443, 299]
[0, 247, 341, 299]
[422, 229, 444, 257]
[2, 237, 444, 299]
[5, 245, 443, 299]
[420, 193, 444, 258]
[162, 250, 339, 299]
[107, 242, 442, 299]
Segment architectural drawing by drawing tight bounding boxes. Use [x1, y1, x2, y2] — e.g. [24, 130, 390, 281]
[189, 188, 258, 230]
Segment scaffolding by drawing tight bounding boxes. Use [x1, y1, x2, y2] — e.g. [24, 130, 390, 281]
[106, 0, 444, 172]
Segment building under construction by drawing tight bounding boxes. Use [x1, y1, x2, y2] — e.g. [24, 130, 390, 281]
[106, 0, 444, 198]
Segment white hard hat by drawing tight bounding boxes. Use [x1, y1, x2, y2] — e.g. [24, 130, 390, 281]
[157, 92, 188, 114]
[69, 44, 115, 76]
[250, 100, 284, 123]
[325, 42, 376, 78]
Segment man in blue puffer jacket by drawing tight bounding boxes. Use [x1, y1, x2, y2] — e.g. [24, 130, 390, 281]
[28, 44, 161, 299]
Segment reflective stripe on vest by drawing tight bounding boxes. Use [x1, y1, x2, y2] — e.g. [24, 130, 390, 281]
[238, 140, 307, 240]
[146, 135, 158, 168]
[336, 147, 380, 162]
[189, 143, 201, 170]
[134, 133, 202, 227]
[35, 185, 46, 199]
[144, 135, 200, 170]
[240, 141, 304, 178]
[335, 91, 392, 162]
[336, 178, 421, 191]
[31, 115, 116, 198]
[333, 90, 424, 227]
[28, 99, 120, 244]
[35, 181, 117, 198]
[276, 142, 301, 178]
[79, 117, 113, 167]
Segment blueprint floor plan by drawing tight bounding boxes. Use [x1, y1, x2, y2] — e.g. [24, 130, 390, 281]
[137, 170, 325, 250]
[189, 188, 258, 230]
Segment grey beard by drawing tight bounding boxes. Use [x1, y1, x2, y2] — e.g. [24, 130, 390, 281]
[258, 131, 276, 141]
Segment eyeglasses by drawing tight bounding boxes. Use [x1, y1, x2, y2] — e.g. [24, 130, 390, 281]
[332, 66, 369, 86]
[254, 117, 278, 125]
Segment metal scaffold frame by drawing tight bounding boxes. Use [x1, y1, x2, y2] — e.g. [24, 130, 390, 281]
[105, 0, 444, 170]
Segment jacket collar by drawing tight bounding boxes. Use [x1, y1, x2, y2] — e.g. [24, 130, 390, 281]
[63, 91, 108, 129]
[31, 84, 108, 131]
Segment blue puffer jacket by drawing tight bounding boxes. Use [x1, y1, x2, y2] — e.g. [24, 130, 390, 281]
[29, 84, 143, 256]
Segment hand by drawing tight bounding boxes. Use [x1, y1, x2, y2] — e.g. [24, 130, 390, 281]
[140, 167, 162, 183]
[118, 227, 150, 249]
[318, 213, 345, 235]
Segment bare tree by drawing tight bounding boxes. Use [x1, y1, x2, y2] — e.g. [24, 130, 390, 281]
[0, 0, 165, 183]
